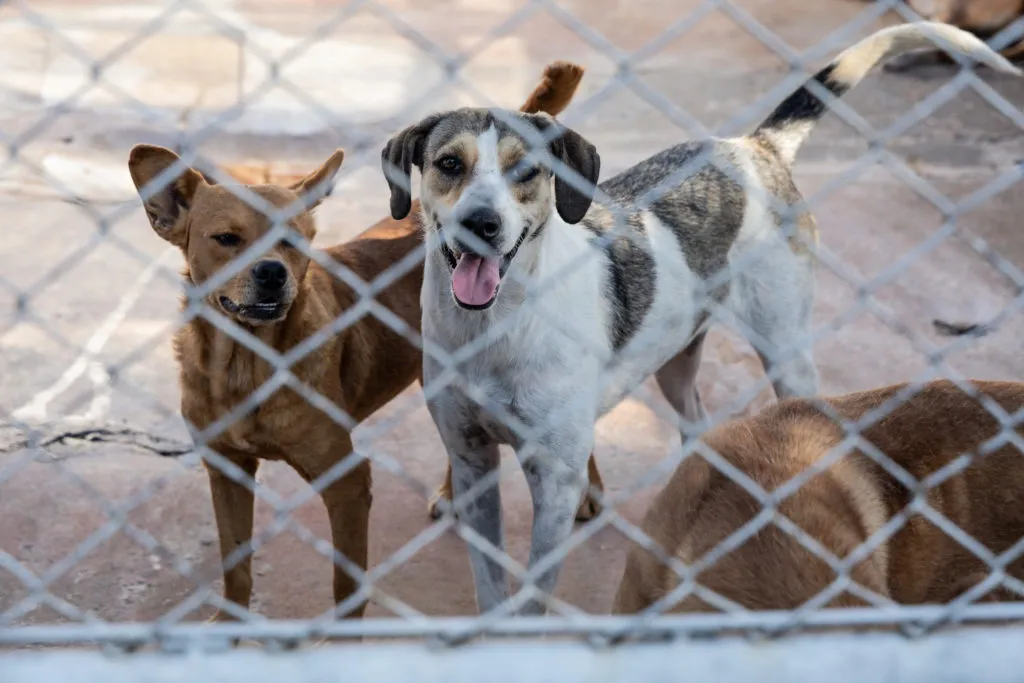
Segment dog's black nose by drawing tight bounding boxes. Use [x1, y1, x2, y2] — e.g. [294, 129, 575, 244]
[460, 207, 502, 245]
[252, 260, 288, 290]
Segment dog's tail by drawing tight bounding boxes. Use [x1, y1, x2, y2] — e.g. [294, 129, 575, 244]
[753, 22, 1021, 165]
[519, 61, 586, 117]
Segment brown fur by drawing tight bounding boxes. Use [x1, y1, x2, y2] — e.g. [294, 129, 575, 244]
[883, 0, 1024, 71]
[217, 162, 308, 188]
[129, 61, 600, 620]
[614, 380, 1024, 616]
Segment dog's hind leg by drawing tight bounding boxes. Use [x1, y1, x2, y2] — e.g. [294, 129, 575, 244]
[655, 332, 710, 430]
[754, 334, 818, 400]
[734, 260, 819, 400]
[448, 441, 509, 614]
[752, 318, 819, 400]
[206, 455, 260, 619]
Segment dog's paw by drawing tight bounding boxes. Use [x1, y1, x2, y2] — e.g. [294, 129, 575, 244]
[574, 493, 602, 522]
[427, 488, 455, 520]
[203, 611, 243, 647]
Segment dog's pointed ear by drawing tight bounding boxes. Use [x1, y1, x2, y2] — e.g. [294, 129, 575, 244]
[381, 114, 443, 220]
[128, 144, 208, 248]
[528, 114, 600, 224]
[291, 148, 345, 209]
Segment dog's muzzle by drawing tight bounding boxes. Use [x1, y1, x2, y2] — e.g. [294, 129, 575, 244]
[218, 260, 292, 322]
[219, 295, 289, 322]
[442, 226, 528, 311]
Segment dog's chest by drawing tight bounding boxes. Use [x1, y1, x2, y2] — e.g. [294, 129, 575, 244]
[178, 331, 341, 457]
[450, 370, 560, 447]
[434, 328, 594, 446]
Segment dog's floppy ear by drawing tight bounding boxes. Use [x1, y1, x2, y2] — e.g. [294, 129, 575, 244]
[527, 114, 600, 224]
[291, 148, 345, 209]
[128, 144, 207, 248]
[381, 114, 443, 220]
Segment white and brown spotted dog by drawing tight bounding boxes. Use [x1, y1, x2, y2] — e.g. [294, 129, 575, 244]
[381, 24, 1018, 616]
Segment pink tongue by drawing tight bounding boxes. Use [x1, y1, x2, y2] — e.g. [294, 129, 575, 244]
[452, 254, 501, 307]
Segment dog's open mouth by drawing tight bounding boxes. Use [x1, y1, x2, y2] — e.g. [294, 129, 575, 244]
[219, 296, 287, 322]
[452, 254, 502, 309]
[445, 228, 528, 311]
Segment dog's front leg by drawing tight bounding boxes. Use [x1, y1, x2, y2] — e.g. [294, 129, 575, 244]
[291, 431, 372, 620]
[205, 454, 260, 619]
[448, 441, 508, 614]
[518, 432, 594, 616]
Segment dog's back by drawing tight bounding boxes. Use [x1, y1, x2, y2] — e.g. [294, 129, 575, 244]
[836, 380, 1024, 604]
[614, 380, 1024, 614]
[312, 213, 427, 420]
[613, 402, 890, 613]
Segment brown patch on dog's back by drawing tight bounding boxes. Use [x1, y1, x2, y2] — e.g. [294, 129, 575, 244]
[219, 162, 309, 188]
[656, 415, 888, 612]
[614, 380, 1024, 617]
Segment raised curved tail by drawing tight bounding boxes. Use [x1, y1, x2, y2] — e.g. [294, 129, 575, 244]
[754, 21, 1021, 165]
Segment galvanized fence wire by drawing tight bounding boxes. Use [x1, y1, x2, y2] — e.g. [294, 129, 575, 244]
[0, 0, 1023, 653]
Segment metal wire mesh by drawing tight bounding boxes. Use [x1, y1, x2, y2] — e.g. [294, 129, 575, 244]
[2, 0, 1024, 676]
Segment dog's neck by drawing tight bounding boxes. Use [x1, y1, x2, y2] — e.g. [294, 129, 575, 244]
[505, 210, 581, 286]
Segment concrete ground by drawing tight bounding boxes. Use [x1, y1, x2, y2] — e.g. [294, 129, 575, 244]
[1, 0, 1023, 632]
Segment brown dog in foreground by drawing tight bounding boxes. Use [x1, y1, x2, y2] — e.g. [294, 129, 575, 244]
[127, 61, 603, 620]
[614, 380, 1024, 615]
[880, 1, 1024, 72]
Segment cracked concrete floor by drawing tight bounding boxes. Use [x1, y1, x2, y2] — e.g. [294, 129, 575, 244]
[2, 0, 1024, 631]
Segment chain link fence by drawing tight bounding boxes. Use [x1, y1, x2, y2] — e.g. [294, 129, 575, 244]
[2, 0, 1024, 679]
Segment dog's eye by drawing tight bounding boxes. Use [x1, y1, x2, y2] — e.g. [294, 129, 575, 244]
[435, 155, 463, 176]
[212, 233, 241, 247]
[511, 165, 541, 184]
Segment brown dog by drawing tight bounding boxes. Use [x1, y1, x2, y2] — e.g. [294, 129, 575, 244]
[881, 1, 1024, 72]
[127, 61, 602, 621]
[614, 380, 1024, 616]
